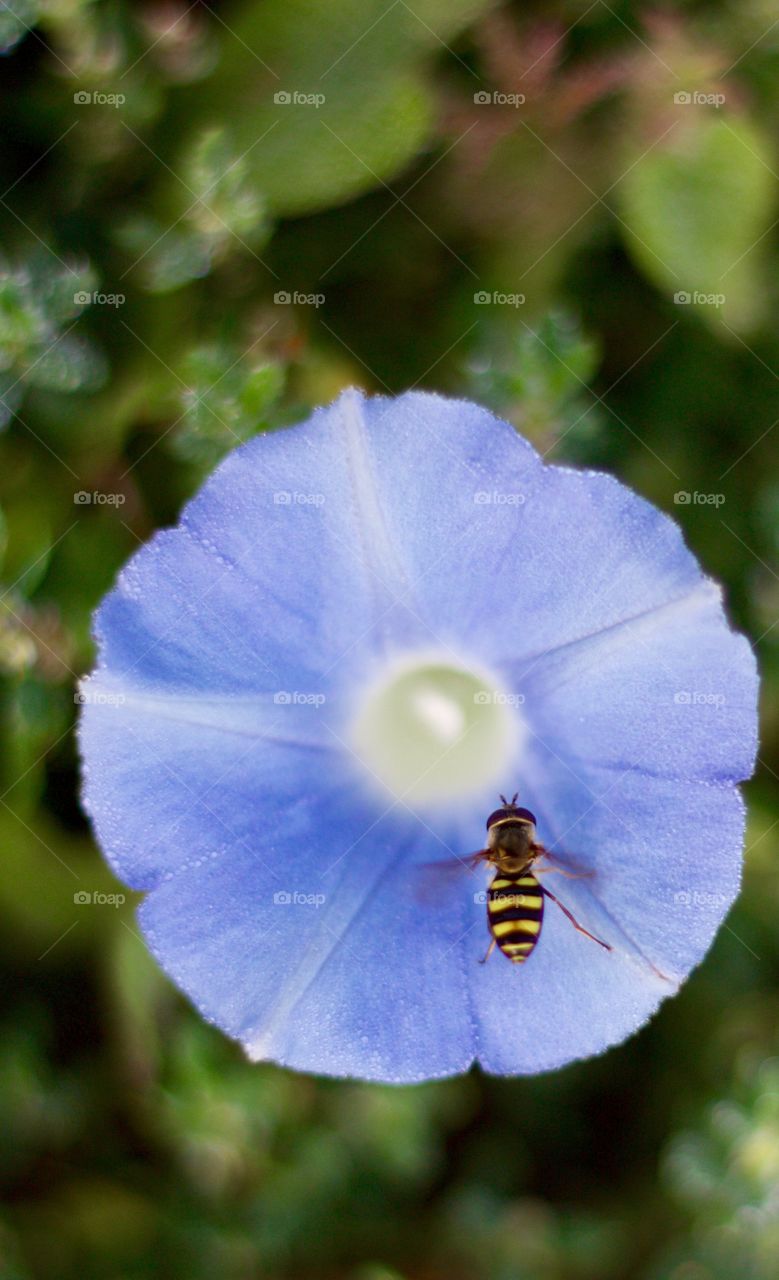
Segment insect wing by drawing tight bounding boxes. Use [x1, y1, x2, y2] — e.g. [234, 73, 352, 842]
[534, 843, 594, 878]
[413, 851, 489, 906]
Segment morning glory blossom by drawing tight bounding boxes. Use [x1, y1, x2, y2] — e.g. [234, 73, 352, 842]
[79, 389, 758, 1082]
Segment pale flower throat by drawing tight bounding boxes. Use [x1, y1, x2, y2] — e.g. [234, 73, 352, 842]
[351, 659, 522, 806]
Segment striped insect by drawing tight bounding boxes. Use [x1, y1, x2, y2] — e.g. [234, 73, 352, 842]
[469, 794, 612, 966]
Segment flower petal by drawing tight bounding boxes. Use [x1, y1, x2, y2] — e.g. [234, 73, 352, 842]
[92, 396, 442, 701]
[79, 691, 343, 889]
[333, 406, 708, 667]
[340, 390, 540, 644]
[138, 807, 475, 1083]
[519, 768, 747, 977]
[479, 466, 712, 666]
[514, 577, 757, 784]
[468, 772, 747, 1075]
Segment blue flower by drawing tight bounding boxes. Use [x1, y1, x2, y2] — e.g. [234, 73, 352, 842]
[79, 389, 758, 1082]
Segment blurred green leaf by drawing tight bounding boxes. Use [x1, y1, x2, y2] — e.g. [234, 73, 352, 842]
[171, 343, 284, 467]
[619, 113, 776, 332]
[208, 0, 489, 216]
[660, 1052, 779, 1280]
[115, 217, 215, 295]
[0, 496, 54, 597]
[184, 126, 269, 247]
[0, 0, 39, 54]
[0, 597, 38, 676]
[0, 254, 104, 406]
[468, 310, 604, 456]
[26, 335, 106, 394]
[121, 0, 491, 287]
[226, 74, 434, 218]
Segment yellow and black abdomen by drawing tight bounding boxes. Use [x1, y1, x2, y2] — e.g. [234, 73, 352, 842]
[487, 871, 545, 964]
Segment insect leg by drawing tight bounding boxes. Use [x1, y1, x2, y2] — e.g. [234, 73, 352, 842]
[543, 880, 674, 982]
[479, 938, 497, 965]
[542, 886, 612, 952]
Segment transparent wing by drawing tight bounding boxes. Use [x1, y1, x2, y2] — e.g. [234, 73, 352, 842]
[532, 841, 595, 879]
[413, 850, 490, 906]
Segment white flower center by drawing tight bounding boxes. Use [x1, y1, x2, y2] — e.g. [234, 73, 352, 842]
[351, 658, 521, 807]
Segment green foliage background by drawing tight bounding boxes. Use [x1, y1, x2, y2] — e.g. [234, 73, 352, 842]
[1, 2, 778, 1278]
